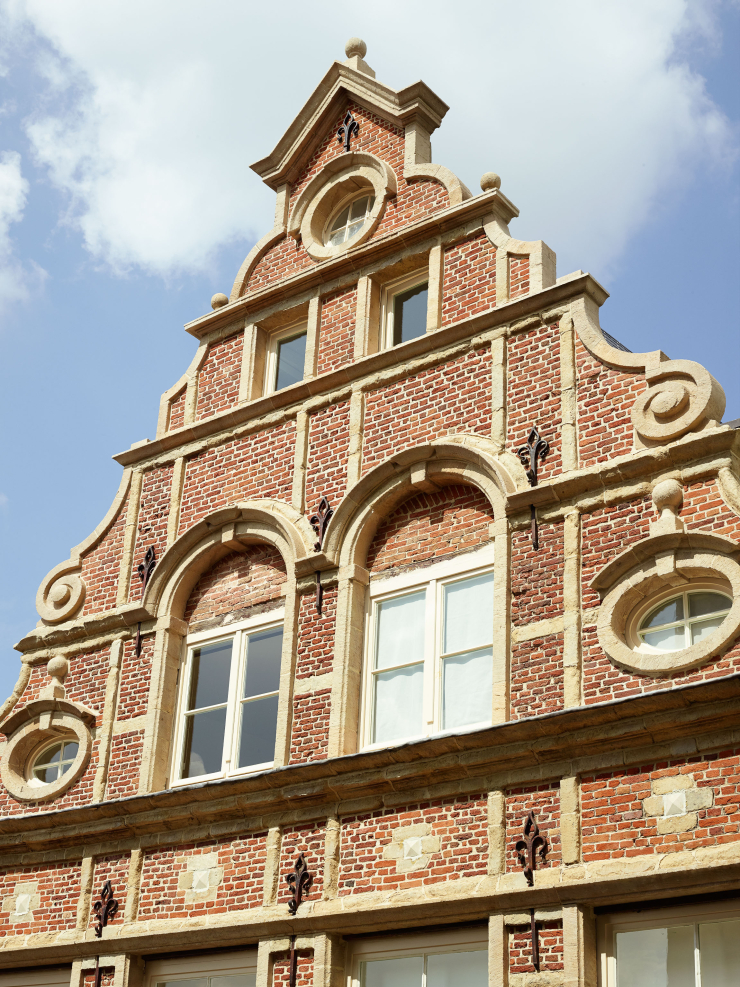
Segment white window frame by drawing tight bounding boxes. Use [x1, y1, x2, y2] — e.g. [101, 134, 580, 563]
[380, 270, 429, 350]
[629, 583, 732, 654]
[146, 948, 258, 987]
[598, 899, 740, 986]
[0, 970, 70, 987]
[171, 610, 285, 787]
[347, 925, 488, 987]
[264, 319, 308, 395]
[361, 546, 496, 751]
[324, 191, 375, 247]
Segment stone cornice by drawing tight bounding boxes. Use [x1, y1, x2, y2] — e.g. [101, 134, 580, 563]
[1, 675, 738, 856]
[115, 273, 607, 468]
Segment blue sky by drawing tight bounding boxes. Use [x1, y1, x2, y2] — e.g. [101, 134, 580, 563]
[0, 0, 738, 702]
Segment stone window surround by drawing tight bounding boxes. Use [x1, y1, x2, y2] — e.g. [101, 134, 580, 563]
[379, 268, 431, 350]
[263, 318, 309, 396]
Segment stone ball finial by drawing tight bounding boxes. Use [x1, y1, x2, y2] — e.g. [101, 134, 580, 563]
[211, 292, 229, 310]
[44, 656, 70, 700]
[652, 478, 683, 517]
[47, 656, 69, 681]
[345, 37, 367, 59]
[480, 172, 501, 192]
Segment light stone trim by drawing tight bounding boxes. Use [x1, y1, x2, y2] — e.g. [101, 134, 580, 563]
[295, 673, 334, 696]
[166, 457, 186, 547]
[177, 851, 223, 903]
[230, 185, 290, 301]
[75, 855, 95, 932]
[74, 953, 145, 987]
[353, 275, 380, 359]
[323, 816, 340, 899]
[123, 847, 143, 923]
[403, 119, 472, 207]
[488, 913, 508, 987]
[156, 339, 211, 438]
[0, 662, 31, 725]
[560, 314, 578, 472]
[560, 776, 581, 865]
[274, 575, 300, 770]
[563, 904, 598, 987]
[262, 826, 282, 906]
[563, 510, 583, 708]
[718, 464, 740, 518]
[484, 215, 556, 305]
[381, 822, 440, 873]
[239, 322, 267, 403]
[491, 334, 507, 454]
[512, 616, 564, 644]
[292, 411, 310, 513]
[304, 294, 322, 380]
[641, 773, 713, 835]
[346, 388, 365, 488]
[2, 881, 40, 924]
[92, 639, 124, 802]
[116, 469, 143, 607]
[487, 790, 505, 876]
[426, 244, 444, 331]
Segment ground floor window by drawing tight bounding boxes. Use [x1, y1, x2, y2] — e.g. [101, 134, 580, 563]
[146, 950, 256, 987]
[600, 902, 740, 987]
[350, 927, 487, 987]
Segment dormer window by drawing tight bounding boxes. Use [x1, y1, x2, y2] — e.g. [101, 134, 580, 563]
[326, 195, 375, 246]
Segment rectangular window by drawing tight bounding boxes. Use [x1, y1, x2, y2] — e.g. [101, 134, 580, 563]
[349, 928, 487, 987]
[600, 903, 740, 987]
[173, 613, 284, 784]
[381, 273, 429, 348]
[146, 949, 257, 987]
[265, 321, 307, 393]
[364, 548, 495, 749]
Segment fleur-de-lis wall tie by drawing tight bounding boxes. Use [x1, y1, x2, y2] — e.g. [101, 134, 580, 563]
[515, 425, 550, 550]
[91, 879, 119, 987]
[134, 545, 156, 656]
[515, 810, 549, 972]
[285, 852, 313, 987]
[309, 497, 333, 615]
[337, 109, 360, 152]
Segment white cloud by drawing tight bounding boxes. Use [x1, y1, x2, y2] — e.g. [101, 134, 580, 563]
[5, 0, 737, 280]
[0, 149, 34, 306]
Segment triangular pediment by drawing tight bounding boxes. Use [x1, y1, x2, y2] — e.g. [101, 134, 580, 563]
[251, 60, 449, 190]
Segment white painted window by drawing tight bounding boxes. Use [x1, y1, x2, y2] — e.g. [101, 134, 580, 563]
[171, 612, 284, 785]
[0, 970, 70, 987]
[637, 589, 731, 652]
[264, 321, 307, 394]
[348, 927, 488, 987]
[146, 948, 257, 987]
[326, 194, 375, 246]
[380, 271, 429, 348]
[599, 902, 740, 987]
[362, 547, 495, 750]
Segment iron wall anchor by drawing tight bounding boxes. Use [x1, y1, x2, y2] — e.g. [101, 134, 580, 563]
[515, 425, 550, 549]
[286, 852, 313, 915]
[134, 545, 156, 657]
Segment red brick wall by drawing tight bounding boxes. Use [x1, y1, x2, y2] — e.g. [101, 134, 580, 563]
[117, 636, 154, 720]
[274, 952, 313, 987]
[247, 236, 314, 295]
[196, 332, 243, 420]
[279, 823, 325, 903]
[178, 422, 295, 534]
[509, 255, 530, 300]
[168, 387, 186, 431]
[576, 337, 644, 467]
[295, 588, 336, 678]
[362, 348, 493, 473]
[305, 400, 351, 512]
[105, 730, 144, 799]
[129, 464, 173, 603]
[507, 323, 562, 480]
[90, 854, 129, 927]
[682, 479, 740, 539]
[511, 633, 564, 719]
[0, 861, 81, 934]
[511, 523, 564, 626]
[581, 499, 652, 611]
[581, 750, 740, 860]
[184, 546, 286, 627]
[441, 232, 496, 325]
[506, 784, 561, 873]
[80, 493, 128, 615]
[366, 484, 493, 576]
[138, 835, 266, 919]
[290, 689, 331, 764]
[317, 287, 356, 375]
[510, 922, 563, 973]
[339, 794, 488, 894]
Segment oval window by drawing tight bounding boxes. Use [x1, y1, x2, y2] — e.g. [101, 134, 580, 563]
[31, 739, 80, 784]
[326, 194, 375, 246]
[638, 591, 732, 652]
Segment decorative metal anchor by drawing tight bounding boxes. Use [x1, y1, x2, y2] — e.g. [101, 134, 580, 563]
[515, 811, 548, 973]
[134, 545, 156, 657]
[309, 497, 333, 615]
[515, 425, 550, 550]
[286, 852, 313, 916]
[337, 110, 360, 152]
[92, 879, 119, 938]
[288, 934, 299, 987]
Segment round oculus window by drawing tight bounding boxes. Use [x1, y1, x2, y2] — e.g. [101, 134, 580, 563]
[638, 590, 731, 652]
[30, 739, 80, 785]
[326, 195, 375, 246]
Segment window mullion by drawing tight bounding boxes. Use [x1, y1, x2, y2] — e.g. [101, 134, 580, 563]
[174, 645, 192, 781]
[224, 631, 242, 773]
[422, 581, 436, 731]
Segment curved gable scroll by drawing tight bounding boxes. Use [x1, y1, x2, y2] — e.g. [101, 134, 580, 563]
[142, 500, 316, 620]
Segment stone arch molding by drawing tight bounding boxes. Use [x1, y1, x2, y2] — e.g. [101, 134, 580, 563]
[569, 296, 726, 445]
[36, 468, 133, 625]
[324, 435, 523, 569]
[143, 499, 316, 620]
[592, 529, 740, 676]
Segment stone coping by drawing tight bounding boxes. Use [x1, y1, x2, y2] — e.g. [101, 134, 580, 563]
[1, 674, 738, 853]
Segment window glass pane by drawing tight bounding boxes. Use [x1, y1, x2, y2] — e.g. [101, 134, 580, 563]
[642, 625, 687, 651]
[188, 641, 233, 711]
[34, 762, 61, 784]
[275, 332, 306, 391]
[62, 741, 79, 762]
[699, 918, 740, 986]
[443, 648, 493, 730]
[375, 592, 426, 669]
[243, 627, 283, 698]
[330, 205, 350, 231]
[349, 196, 370, 221]
[426, 950, 487, 987]
[643, 597, 684, 628]
[688, 592, 730, 618]
[443, 573, 494, 653]
[238, 694, 279, 768]
[690, 615, 726, 644]
[373, 664, 423, 744]
[211, 977, 257, 987]
[615, 926, 694, 987]
[362, 955, 423, 987]
[393, 283, 428, 345]
[182, 707, 227, 777]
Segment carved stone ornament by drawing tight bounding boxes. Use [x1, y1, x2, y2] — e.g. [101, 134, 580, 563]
[36, 560, 86, 624]
[592, 481, 740, 676]
[631, 359, 726, 444]
[0, 658, 96, 802]
[287, 152, 397, 261]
